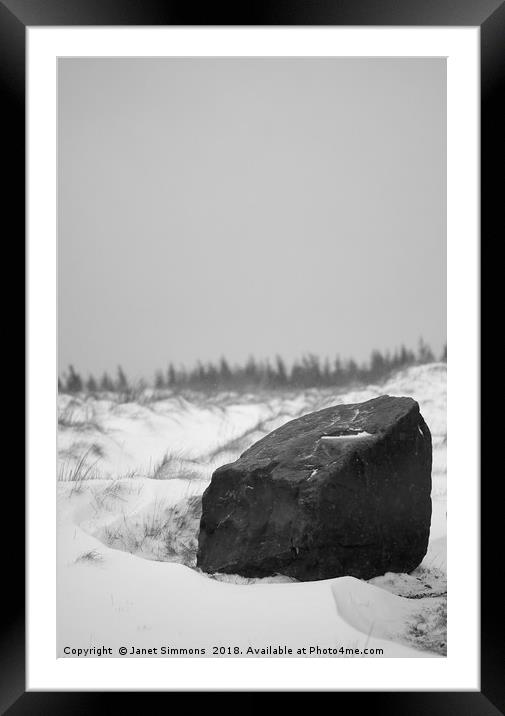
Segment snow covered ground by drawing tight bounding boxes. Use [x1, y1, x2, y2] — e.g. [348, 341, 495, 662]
[57, 363, 447, 657]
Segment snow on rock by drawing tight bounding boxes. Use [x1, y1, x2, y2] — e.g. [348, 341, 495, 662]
[319, 431, 373, 441]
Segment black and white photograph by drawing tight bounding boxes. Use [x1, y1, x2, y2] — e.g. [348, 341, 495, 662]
[1, 0, 497, 703]
[56, 56, 448, 658]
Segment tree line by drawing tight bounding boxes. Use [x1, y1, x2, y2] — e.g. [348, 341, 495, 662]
[59, 339, 446, 395]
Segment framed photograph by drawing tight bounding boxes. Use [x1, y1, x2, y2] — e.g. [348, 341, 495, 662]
[3, 0, 499, 709]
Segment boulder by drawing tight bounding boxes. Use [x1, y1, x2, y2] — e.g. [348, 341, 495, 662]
[197, 395, 432, 581]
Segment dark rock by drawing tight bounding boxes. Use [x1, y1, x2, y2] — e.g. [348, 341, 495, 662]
[197, 395, 432, 581]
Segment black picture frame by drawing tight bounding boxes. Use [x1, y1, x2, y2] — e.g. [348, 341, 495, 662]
[3, 0, 499, 711]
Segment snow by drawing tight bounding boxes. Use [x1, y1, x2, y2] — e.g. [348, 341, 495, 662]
[320, 431, 373, 441]
[58, 362, 446, 657]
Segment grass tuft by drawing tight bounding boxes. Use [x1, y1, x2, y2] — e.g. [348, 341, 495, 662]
[58, 448, 102, 492]
[74, 549, 104, 564]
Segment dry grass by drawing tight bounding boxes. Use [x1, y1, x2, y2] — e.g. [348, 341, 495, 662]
[407, 599, 447, 655]
[99, 495, 202, 567]
[58, 401, 104, 432]
[89, 480, 128, 514]
[74, 549, 104, 564]
[150, 451, 201, 481]
[58, 448, 102, 494]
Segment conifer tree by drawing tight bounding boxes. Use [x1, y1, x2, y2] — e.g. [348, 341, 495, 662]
[333, 356, 344, 385]
[275, 355, 288, 387]
[167, 363, 177, 388]
[219, 357, 232, 385]
[244, 356, 258, 385]
[86, 374, 98, 393]
[116, 365, 129, 392]
[417, 337, 435, 364]
[100, 372, 114, 392]
[65, 365, 82, 393]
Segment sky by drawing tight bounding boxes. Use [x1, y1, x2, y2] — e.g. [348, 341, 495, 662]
[58, 57, 446, 381]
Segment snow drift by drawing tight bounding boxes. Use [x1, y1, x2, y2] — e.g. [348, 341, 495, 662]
[57, 363, 447, 657]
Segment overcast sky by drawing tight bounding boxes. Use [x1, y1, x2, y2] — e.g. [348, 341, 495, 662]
[58, 57, 446, 381]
